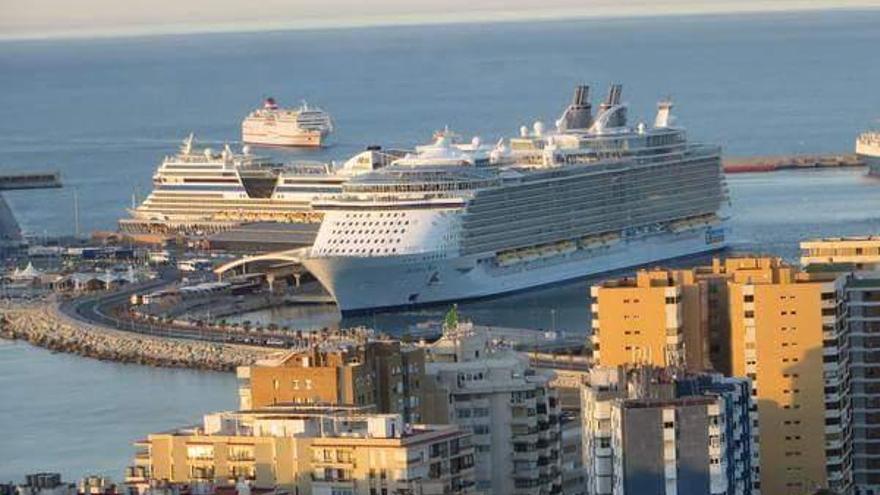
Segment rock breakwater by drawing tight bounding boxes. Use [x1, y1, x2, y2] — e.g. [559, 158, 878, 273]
[0, 301, 274, 371]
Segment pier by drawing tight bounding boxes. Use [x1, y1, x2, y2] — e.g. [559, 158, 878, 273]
[723, 153, 864, 173]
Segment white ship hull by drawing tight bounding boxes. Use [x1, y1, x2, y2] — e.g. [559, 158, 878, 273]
[242, 129, 327, 148]
[857, 135, 880, 176]
[304, 225, 727, 313]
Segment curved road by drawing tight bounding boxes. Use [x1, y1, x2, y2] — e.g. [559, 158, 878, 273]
[58, 269, 291, 346]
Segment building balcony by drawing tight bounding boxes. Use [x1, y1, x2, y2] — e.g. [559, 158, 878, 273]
[124, 466, 151, 482]
[512, 450, 540, 462]
[512, 432, 539, 443]
[511, 415, 538, 427]
[311, 475, 355, 486]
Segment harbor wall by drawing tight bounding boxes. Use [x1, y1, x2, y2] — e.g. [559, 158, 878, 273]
[723, 153, 864, 173]
[0, 301, 274, 371]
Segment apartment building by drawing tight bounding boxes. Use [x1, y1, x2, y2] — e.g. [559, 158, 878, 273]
[580, 366, 756, 495]
[126, 405, 476, 495]
[419, 322, 563, 495]
[591, 257, 853, 495]
[237, 339, 426, 422]
[590, 266, 730, 372]
[799, 239, 880, 495]
[801, 237, 880, 270]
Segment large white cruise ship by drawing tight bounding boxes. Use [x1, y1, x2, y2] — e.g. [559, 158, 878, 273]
[857, 131, 880, 176]
[242, 97, 334, 147]
[303, 85, 729, 313]
[119, 134, 399, 235]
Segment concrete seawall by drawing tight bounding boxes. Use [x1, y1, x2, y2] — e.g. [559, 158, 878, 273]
[723, 153, 864, 173]
[0, 301, 275, 371]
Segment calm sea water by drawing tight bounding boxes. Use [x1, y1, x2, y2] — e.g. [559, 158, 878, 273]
[1, 9, 880, 482]
[0, 341, 236, 481]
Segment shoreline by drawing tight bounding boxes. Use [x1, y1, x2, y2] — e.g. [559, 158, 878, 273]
[0, 300, 276, 372]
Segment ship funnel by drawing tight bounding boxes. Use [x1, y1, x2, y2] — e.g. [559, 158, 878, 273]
[597, 83, 627, 128]
[655, 100, 674, 128]
[557, 85, 593, 131]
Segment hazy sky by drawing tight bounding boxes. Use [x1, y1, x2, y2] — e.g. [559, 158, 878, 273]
[2, 0, 880, 40]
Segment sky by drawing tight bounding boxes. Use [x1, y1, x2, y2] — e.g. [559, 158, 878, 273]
[2, 0, 880, 40]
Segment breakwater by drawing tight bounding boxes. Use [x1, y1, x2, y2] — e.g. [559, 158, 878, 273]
[723, 154, 864, 173]
[0, 301, 274, 371]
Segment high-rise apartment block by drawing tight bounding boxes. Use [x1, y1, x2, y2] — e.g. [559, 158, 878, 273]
[419, 322, 564, 495]
[580, 366, 756, 495]
[590, 262, 742, 373]
[800, 237, 880, 495]
[591, 257, 853, 495]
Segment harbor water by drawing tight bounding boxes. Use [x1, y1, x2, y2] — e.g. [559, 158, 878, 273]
[2, 8, 880, 481]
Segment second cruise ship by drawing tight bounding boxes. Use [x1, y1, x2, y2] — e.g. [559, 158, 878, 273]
[857, 130, 880, 176]
[119, 135, 398, 235]
[303, 85, 729, 312]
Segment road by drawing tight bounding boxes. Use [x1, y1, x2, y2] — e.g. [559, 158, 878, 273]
[57, 269, 320, 347]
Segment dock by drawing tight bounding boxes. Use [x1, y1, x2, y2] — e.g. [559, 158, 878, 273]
[723, 154, 864, 173]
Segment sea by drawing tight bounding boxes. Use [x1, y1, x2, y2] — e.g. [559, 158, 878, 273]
[1, 8, 880, 482]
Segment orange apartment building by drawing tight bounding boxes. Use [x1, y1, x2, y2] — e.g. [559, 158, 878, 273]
[590, 257, 853, 495]
[238, 340, 427, 423]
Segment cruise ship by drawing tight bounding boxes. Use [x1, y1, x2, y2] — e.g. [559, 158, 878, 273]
[242, 97, 334, 147]
[119, 134, 399, 235]
[856, 130, 880, 176]
[303, 84, 728, 313]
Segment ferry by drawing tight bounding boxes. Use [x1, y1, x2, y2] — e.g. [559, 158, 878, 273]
[241, 97, 334, 148]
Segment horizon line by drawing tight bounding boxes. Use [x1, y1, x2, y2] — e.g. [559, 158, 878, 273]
[2, 2, 879, 43]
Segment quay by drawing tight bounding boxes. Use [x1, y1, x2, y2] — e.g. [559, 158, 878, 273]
[0, 300, 274, 371]
[723, 153, 864, 173]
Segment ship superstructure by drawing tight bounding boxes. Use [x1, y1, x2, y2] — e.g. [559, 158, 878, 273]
[857, 130, 880, 176]
[119, 135, 399, 235]
[242, 97, 334, 147]
[304, 84, 728, 312]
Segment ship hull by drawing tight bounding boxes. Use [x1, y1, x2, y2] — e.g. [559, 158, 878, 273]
[859, 153, 880, 176]
[304, 225, 727, 313]
[242, 129, 326, 148]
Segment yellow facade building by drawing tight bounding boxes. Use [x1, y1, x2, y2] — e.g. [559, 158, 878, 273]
[590, 257, 853, 495]
[127, 405, 477, 495]
[801, 236, 880, 270]
[591, 267, 722, 371]
[238, 340, 426, 422]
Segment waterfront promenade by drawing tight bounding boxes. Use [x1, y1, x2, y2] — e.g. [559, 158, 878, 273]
[0, 300, 274, 371]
